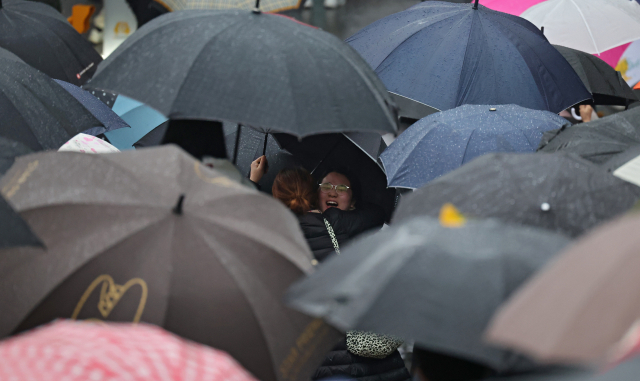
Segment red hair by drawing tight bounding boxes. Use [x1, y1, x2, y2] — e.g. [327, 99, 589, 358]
[272, 168, 318, 215]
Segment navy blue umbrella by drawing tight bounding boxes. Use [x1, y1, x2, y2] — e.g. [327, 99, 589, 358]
[53, 80, 130, 136]
[346, 1, 591, 113]
[380, 104, 570, 189]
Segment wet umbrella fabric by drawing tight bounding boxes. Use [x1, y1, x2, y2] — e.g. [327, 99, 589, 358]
[0, 46, 22, 62]
[53, 80, 130, 136]
[380, 104, 570, 189]
[553, 45, 637, 106]
[0, 136, 31, 175]
[486, 214, 640, 364]
[0, 193, 41, 250]
[286, 217, 570, 373]
[0, 320, 258, 381]
[521, 0, 640, 55]
[393, 153, 640, 238]
[160, 0, 301, 13]
[274, 132, 396, 220]
[345, 1, 591, 113]
[538, 107, 640, 165]
[104, 95, 169, 150]
[0, 57, 103, 152]
[88, 10, 397, 137]
[0, 146, 341, 381]
[0, 0, 102, 85]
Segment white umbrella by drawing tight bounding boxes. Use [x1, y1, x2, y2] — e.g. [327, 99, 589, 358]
[521, 0, 640, 54]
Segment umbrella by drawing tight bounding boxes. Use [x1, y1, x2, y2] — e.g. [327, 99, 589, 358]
[482, 359, 640, 381]
[0, 320, 258, 381]
[553, 45, 638, 106]
[274, 132, 396, 220]
[87, 10, 397, 138]
[602, 145, 640, 174]
[0, 46, 22, 62]
[345, 1, 591, 113]
[521, 0, 640, 55]
[0, 0, 102, 85]
[392, 152, 640, 238]
[104, 95, 169, 150]
[86, 88, 118, 108]
[380, 104, 570, 189]
[0, 193, 41, 250]
[286, 217, 570, 373]
[477, 0, 544, 15]
[0, 56, 103, 153]
[53, 80, 130, 136]
[0, 146, 341, 381]
[160, 0, 301, 13]
[487, 213, 640, 364]
[58, 133, 120, 154]
[0, 137, 31, 175]
[538, 107, 640, 165]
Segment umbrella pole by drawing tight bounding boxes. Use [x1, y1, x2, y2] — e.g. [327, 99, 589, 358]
[233, 124, 242, 165]
[262, 132, 269, 156]
[473, 0, 478, 9]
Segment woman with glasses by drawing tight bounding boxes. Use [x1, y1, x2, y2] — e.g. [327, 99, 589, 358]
[270, 166, 385, 263]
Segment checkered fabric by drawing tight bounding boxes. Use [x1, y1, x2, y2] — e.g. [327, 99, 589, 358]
[158, 0, 301, 13]
[0, 320, 258, 381]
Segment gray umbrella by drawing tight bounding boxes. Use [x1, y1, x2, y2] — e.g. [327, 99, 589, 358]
[87, 10, 397, 137]
[0, 193, 41, 250]
[286, 217, 570, 374]
[393, 153, 640, 238]
[483, 357, 640, 381]
[538, 107, 640, 165]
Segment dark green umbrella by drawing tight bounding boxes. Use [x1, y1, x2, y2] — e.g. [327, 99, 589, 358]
[0, 146, 341, 381]
[393, 153, 640, 238]
[286, 217, 570, 374]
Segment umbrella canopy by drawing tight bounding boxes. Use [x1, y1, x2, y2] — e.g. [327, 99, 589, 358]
[554, 45, 637, 106]
[538, 107, 640, 165]
[0, 57, 103, 153]
[486, 214, 640, 364]
[0, 46, 22, 62]
[286, 217, 570, 373]
[87, 10, 397, 137]
[483, 359, 640, 381]
[393, 152, 640, 238]
[0, 146, 341, 381]
[345, 1, 591, 113]
[380, 104, 570, 189]
[0, 193, 41, 250]
[0, 136, 31, 175]
[0, 320, 258, 381]
[160, 0, 301, 13]
[477, 0, 544, 15]
[53, 80, 130, 136]
[274, 132, 396, 221]
[0, 0, 102, 85]
[104, 95, 169, 150]
[58, 133, 120, 154]
[521, 0, 640, 55]
[602, 145, 640, 174]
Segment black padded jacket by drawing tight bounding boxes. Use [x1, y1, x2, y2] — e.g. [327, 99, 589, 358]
[313, 339, 411, 381]
[297, 204, 385, 262]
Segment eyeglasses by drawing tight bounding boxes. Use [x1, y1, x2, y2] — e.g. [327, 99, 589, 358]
[319, 183, 351, 194]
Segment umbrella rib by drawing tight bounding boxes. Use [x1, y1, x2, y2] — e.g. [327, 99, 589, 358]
[568, 0, 599, 54]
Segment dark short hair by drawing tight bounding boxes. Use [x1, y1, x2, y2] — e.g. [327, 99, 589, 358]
[319, 167, 362, 206]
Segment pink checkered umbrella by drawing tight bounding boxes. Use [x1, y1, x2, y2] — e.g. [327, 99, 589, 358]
[0, 320, 258, 381]
[478, 0, 545, 15]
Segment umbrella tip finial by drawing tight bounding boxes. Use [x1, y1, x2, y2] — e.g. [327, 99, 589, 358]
[473, 0, 479, 9]
[173, 194, 185, 215]
[541, 26, 544, 34]
[253, 0, 261, 13]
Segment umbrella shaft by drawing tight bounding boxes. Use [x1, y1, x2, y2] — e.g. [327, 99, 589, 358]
[473, 0, 478, 9]
[233, 124, 242, 165]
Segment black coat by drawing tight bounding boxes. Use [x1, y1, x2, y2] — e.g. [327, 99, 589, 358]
[313, 339, 411, 381]
[298, 204, 385, 262]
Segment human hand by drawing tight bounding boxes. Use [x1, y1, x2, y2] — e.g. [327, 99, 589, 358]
[579, 105, 593, 123]
[249, 155, 269, 183]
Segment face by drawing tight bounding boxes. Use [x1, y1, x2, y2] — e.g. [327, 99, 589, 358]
[318, 172, 354, 212]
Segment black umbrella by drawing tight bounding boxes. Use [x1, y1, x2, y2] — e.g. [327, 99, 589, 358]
[0, 0, 103, 85]
[0, 57, 103, 154]
[0, 137, 31, 176]
[0, 146, 341, 381]
[538, 107, 640, 165]
[602, 144, 640, 173]
[87, 10, 397, 137]
[286, 217, 570, 374]
[0, 46, 22, 62]
[553, 45, 637, 106]
[274, 132, 396, 220]
[393, 152, 640, 238]
[0, 193, 42, 249]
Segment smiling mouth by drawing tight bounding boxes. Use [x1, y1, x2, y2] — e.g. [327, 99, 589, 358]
[326, 201, 338, 207]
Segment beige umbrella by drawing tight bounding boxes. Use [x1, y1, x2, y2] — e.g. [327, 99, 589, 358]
[486, 214, 640, 365]
[156, 0, 301, 13]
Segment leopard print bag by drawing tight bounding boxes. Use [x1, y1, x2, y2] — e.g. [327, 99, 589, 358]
[346, 330, 404, 359]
